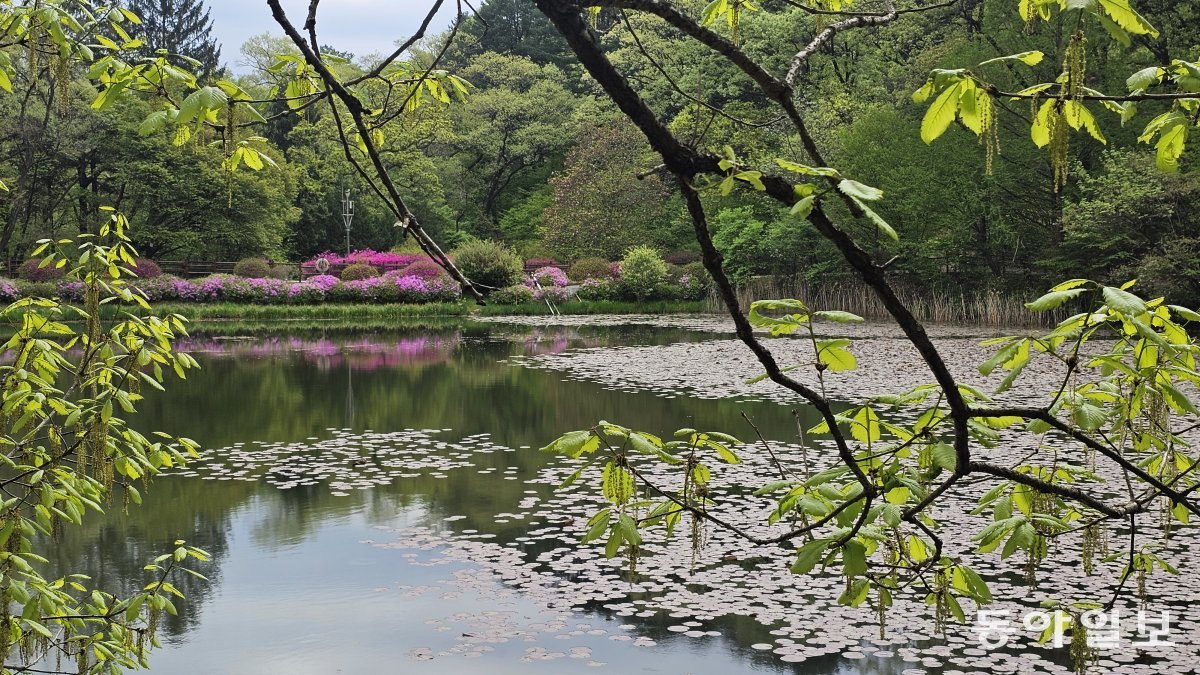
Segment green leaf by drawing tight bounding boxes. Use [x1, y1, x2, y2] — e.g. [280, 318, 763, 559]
[790, 195, 816, 219]
[837, 179, 883, 202]
[1169, 305, 1200, 322]
[885, 486, 911, 505]
[1102, 285, 1147, 316]
[1127, 66, 1163, 91]
[812, 310, 864, 324]
[979, 51, 1044, 67]
[921, 80, 964, 144]
[842, 540, 868, 577]
[851, 198, 898, 241]
[1026, 288, 1085, 312]
[979, 341, 1021, 376]
[791, 538, 831, 575]
[776, 159, 840, 177]
[817, 339, 857, 372]
[1096, 0, 1159, 38]
[932, 443, 957, 471]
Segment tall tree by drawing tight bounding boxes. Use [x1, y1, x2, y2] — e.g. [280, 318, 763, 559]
[126, 0, 222, 77]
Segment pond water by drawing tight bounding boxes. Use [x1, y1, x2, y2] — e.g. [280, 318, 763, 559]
[47, 318, 1200, 674]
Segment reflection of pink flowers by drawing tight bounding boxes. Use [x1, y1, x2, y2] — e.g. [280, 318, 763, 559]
[176, 333, 463, 371]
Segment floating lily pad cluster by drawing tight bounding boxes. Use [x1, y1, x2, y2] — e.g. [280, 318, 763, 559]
[170, 428, 514, 493]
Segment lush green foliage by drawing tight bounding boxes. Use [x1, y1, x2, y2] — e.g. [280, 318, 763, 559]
[231, 258, 271, 279]
[618, 246, 668, 301]
[0, 209, 207, 673]
[568, 257, 614, 281]
[451, 240, 524, 291]
[339, 262, 379, 281]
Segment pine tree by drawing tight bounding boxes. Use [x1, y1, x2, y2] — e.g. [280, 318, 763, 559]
[126, 0, 222, 77]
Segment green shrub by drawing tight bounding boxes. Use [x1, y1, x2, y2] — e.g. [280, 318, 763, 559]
[268, 264, 294, 280]
[568, 257, 613, 281]
[618, 246, 668, 301]
[340, 263, 380, 281]
[489, 285, 535, 305]
[233, 257, 271, 278]
[452, 240, 523, 291]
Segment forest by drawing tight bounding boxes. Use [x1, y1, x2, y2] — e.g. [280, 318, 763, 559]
[0, 0, 1197, 302]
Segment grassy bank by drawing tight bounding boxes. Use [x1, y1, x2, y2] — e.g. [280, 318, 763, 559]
[96, 299, 709, 329]
[475, 300, 708, 316]
[103, 301, 472, 321]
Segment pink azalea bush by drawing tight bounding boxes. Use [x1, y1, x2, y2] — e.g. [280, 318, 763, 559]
[0, 268, 462, 306]
[524, 266, 570, 289]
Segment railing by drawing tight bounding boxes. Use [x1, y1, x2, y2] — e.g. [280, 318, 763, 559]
[154, 261, 305, 279]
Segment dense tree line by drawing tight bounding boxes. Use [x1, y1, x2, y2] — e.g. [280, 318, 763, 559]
[0, 0, 1197, 301]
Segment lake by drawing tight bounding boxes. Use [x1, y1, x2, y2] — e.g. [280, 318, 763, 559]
[47, 317, 1198, 674]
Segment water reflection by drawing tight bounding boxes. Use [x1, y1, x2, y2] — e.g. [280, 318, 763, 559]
[51, 323, 836, 674]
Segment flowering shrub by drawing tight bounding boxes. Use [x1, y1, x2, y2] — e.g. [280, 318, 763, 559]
[18, 258, 65, 282]
[667, 273, 710, 301]
[533, 286, 572, 303]
[305, 250, 422, 269]
[307, 275, 340, 292]
[399, 259, 448, 281]
[524, 266, 570, 289]
[137, 275, 197, 301]
[0, 271, 462, 306]
[131, 259, 163, 278]
[576, 277, 615, 301]
[490, 285, 535, 305]
[0, 278, 19, 302]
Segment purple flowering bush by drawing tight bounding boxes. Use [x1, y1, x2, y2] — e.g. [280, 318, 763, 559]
[533, 286, 572, 303]
[18, 258, 66, 282]
[576, 277, 616, 301]
[524, 266, 570, 289]
[0, 278, 19, 302]
[131, 259, 163, 279]
[399, 259, 449, 281]
[0, 269, 461, 306]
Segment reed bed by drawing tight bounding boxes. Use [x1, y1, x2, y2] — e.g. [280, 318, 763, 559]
[707, 276, 1059, 328]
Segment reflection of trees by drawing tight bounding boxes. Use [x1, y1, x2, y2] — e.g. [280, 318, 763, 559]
[55, 323, 824, 645]
[44, 477, 251, 638]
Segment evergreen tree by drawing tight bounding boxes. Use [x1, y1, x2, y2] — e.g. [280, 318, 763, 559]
[126, 0, 222, 77]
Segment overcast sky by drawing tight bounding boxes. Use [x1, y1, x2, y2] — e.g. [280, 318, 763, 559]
[205, 0, 456, 71]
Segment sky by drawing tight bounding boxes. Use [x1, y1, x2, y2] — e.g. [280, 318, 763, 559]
[205, 0, 457, 72]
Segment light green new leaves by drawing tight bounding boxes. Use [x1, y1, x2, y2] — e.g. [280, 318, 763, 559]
[838, 179, 897, 241]
[1031, 100, 1107, 148]
[817, 338, 858, 372]
[1139, 111, 1191, 172]
[748, 299, 811, 336]
[1019, 0, 1158, 42]
[979, 51, 1045, 67]
[700, 0, 760, 41]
